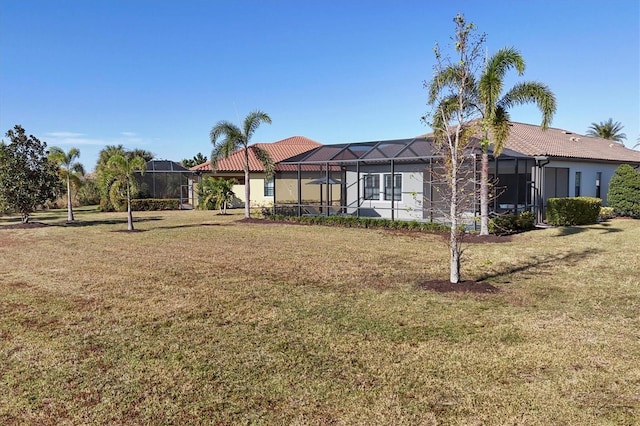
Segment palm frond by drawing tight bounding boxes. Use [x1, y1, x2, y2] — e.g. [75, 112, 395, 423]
[500, 81, 556, 129]
[243, 110, 272, 141]
[586, 119, 627, 142]
[251, 145, 275, 178]
[210, 121, 244, 171]
[430, 95, 460, 141]
[489, 107, 512, 156]
[428, 66, 462, 104]
[479, 47, 525, 121]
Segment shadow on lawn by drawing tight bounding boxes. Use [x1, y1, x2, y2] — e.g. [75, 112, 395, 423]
[476, 248, 599, 282]
[153, 223, 230, 230]
[552, 223, 622, 237]
[62, 217, 164, 227]
[0, 217, 165, 229]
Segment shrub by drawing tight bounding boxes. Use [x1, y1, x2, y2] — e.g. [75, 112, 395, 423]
[263, 214, 449, 232]
[599, 206, 616, 220]
[130, 198, 180, 211]
[546, 197, 601, 226]
[488, 210, 535, 235]
[607, 164, 640, 218]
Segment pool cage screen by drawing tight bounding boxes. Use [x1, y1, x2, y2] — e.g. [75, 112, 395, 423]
[135, 160, 194, 206]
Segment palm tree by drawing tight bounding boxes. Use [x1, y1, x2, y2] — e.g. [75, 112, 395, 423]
[198, 177, 237, 214]
[476, 47, 556, 235]
[95, 145, 153, 211]
[210, 110, 274, 218]
[105, 152, 146, 231]
[49, 147, 85, 221]
[586, 119, 627, 142]
[181, 152, 208, 168]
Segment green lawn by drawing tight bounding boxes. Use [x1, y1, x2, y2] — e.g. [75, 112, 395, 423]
[1, 208, 639, 425]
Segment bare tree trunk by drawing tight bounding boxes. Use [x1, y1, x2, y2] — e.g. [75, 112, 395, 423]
[449, 159, 461, 283]
[479, 151, 489, 235]
[66, 176, 74, 222]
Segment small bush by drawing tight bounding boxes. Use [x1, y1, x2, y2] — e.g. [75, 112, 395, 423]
[599, 206, 616, 220]
[607, 164, 640, 218]
[130, 198, 180, 211]
[546, 197, 601, 226]
[488, 210, 535, 235]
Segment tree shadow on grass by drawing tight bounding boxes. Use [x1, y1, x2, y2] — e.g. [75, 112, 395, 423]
[476, 248, 599, 282]
[60, 217, 164, 227]
[552, 223, 622, 237]
[153, 223, 231, 230]
[0, 216, 164, 230]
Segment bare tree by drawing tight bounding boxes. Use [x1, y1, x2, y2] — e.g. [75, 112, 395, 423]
[424, 14, 485, 283]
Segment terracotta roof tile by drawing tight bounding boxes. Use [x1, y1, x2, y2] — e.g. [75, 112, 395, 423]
[190, 136, 322, 172]
[503, 122, 640, 163]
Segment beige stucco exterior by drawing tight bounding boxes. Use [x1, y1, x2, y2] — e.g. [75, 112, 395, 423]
[194, 171, 341, 209]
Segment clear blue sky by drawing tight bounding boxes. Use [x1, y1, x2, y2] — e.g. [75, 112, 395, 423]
[1, 0, 638, 171]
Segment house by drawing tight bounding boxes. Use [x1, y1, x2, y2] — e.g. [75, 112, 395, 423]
[136, 160, 196, 208]
[278, 122, 640, 224]
[191, 136, 340, 209]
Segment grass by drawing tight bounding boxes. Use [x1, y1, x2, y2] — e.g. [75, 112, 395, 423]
[1, 208, 639, 425]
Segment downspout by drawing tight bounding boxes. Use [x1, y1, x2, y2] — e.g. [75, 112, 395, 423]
[325, 161, 330, 216]
[356, 161, 361, 218]
[515, 158, 519, 212]
[297, 163, 302, 217]
[391, 160, 395, 221]
[272, 171, 277, 215]
[429, 158, 434, 223]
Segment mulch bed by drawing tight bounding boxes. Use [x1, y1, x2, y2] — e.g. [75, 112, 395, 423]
[417, 280, 500, 293]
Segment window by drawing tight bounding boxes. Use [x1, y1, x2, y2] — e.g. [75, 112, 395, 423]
[595, 172, 602, 198]
[384, 174, 402, 201]
[264, 177, 274, 197]
[575, 171, 581, 197]
[364, 174, 380, 200]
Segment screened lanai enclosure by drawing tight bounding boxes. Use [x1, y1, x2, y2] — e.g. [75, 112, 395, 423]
[276, 137, 542, 227]
[136, 160, 195, 208]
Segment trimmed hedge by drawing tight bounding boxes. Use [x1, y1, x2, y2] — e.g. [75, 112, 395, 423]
[130, 198, 180, 211]
[607, 164, 640, 218]
[546, 197, 601, 226]
[264, 214, 450, 232]
[488, 211, 535, 235]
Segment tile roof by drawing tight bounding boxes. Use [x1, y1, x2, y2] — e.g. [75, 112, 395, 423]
[190, 136, 322, 172]
[502, 122, 640, 163]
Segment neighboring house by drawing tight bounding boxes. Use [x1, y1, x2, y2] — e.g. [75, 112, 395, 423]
[279, 122, 640, 224]
[191, 136, 340, 209]
[136, 160, 196, 208]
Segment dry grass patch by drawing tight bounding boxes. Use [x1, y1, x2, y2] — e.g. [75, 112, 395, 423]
[1, 208, 639, 424]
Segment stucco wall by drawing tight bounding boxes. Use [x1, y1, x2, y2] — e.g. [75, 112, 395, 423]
[543, 160, 626, 205]
[344, 163, 426, 220]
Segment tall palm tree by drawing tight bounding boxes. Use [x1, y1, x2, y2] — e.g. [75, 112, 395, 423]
[210, 110, 274, 218]
[476, 47, 556, 235]
[105, 152, 146, 231]
[586, 119, 627, 142]
[49, 146, 85, 221]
